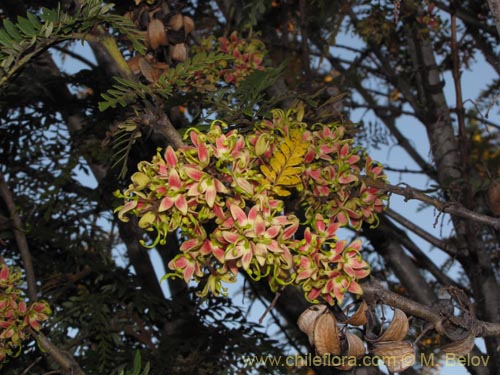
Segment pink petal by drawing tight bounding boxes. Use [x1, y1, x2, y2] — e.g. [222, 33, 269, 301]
[205, 183, 216, 208]
[164, 146, 178, 167]
[222, 231, 240, 244]
[198, 142, 209, 165]
[185, 167, 204, 181]
[175, 195, 188, 215]
[180, 238, 200, 252]
[159, 197, 174, 212]
[168, 169, 182, 189]
[230, 204, 247, 226]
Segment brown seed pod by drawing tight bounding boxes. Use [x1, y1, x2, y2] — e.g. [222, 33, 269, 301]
[342, 300, 368, 326]
[183, 16, 195, 35]
[313, 312, 341, 356]
[147, 19, 168, 50]
[371, 341, 416, 373]
[171, 43, 187, 62]
[440, 332, 475, 356]
[127, 55, 141, 75]
[168, 13, 184, 31]
[297, 304, 328, 344]
[139, 57, 161, 82]
[487, 180, 500, 215]
[368, 308, 409, 342]
[345, 332, 366, 358]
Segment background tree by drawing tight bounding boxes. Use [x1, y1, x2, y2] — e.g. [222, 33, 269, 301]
[0, 1, 499, 375]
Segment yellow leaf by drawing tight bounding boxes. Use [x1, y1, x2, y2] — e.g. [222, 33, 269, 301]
[260, 127, 309, 196]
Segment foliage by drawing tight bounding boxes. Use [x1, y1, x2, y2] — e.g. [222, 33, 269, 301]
[115, 108, 387, 305]
[0, 0, 143, 88]
[0, 265, 50, 364]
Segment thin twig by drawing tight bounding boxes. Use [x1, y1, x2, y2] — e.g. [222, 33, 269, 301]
[385, 208, 448, 250]
[20, 356, 43, 375]
[364, 177, 500, 230]
[259, 287, 284, 325]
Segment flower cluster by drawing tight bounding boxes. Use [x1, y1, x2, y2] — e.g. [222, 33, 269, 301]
[0, 265, 51, 363]
[217, 31, 265, 84]
[115, 108, 387, 304]
[191, 31, 266, 89]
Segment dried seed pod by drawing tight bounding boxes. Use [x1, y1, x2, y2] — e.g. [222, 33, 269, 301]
[127, 55, 141, 75]
[345, 332, 366, 358]
[371, 341, 416, 373]
[313, 312, 341, 356]
[169, 13, 184, 31]
[369, 308, 409, 342]
[342, 300, 368, 326]
[148, 19, 168, 50]
[297, 305, 328, 344]
[183, 16, 195, 35]
[139, 57, 160, 82]
[487, 180, 500, 215]
[171, 43, 187, 62]
[440, 332, 475, 356]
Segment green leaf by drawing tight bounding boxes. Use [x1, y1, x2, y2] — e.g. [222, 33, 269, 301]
[2, 19, 22, 40]
[16, 16, 37, 36]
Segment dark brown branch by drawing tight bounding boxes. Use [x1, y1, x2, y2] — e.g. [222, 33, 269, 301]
[0, 171, 37, 301]
[361, 278, 500, 338]
[32, 331, 86, 375]
[364, 177, 500, 230]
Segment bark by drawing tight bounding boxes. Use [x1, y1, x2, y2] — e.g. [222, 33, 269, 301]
[487, 0, 500, 38]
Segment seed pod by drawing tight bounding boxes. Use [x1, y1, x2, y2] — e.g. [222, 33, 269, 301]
[440, 332, 475, 356]
[139, 57, 160, 82]
[169, 13, 184, 31]
[183, 16, 195, 35]
[171, 43, 187, 62]
[371, 341, 416, 373]
[335, 333, 366, 372]
[345, 332, 366, 358]
[148, 19, 168, 50]
[342, 300, 368, 326]
[487, 180, 500, 215]
[127, 55, 141, 75]
[368, 308, 409, 342]
[297, 305, 328, 344]
[313, 312, 341, 356]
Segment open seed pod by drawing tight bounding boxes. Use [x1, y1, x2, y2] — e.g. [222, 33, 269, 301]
[336, 332, 367, 371]
[342, 300, 369, 326]
[171, 43, 187, 62]
[371, 341, 416, 373]
[313, 312, 341, 355]
[345, 332, 366, 358]
[367, 308, 409, 342]
[297, 304, 328, 344]
[168, 13, 184, 31]
[147, 19, 168, 50]
[139, 57, 161, 83]
[440, 332, 475, 356]
[183, 16, 195, 35]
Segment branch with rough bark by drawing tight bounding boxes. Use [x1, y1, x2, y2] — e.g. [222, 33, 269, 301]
[361, 278, 500, 338]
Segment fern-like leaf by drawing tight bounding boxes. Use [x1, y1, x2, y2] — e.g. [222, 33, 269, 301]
[260, 128, 308, 196]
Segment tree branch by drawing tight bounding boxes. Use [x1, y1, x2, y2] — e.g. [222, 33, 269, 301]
[364, 177, 500, 230]
[361, 278, 500, 338]
[0, 171, 37, 301]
